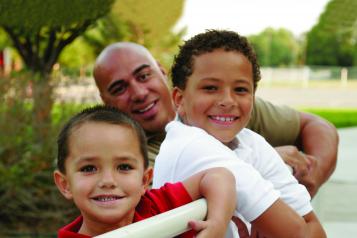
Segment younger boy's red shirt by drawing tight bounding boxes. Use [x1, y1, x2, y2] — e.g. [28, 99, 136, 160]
[58, 182, 194, 238]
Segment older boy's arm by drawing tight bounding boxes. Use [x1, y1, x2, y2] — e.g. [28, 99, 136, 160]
[182, 167, 236, 238]
[251, 198, 307, 238]
[297, 112, 339, 197]
[303, 211, 327, 238]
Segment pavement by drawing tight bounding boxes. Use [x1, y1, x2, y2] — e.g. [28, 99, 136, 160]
[312, 127, 357, 237]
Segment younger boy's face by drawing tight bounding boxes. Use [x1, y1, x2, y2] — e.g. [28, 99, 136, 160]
[174, 49, 254, 144]
[54, 122, 151, 234]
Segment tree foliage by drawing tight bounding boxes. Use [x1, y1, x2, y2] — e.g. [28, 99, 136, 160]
[306, 0, 357, 66]
[249, 28, 300, 66]
[83, 0, 185, 69]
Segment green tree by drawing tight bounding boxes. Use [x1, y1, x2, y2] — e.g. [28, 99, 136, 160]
[306, 0, 357, 66]
[83, 0, 185, 69]
[249, 28, 300, 66]
[0, 0, 113, 144]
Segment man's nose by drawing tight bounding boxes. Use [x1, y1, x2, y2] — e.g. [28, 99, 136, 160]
[130, 82, 149, 102]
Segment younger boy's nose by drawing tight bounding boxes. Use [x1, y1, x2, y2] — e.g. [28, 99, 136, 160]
[98, 170, 117, 188]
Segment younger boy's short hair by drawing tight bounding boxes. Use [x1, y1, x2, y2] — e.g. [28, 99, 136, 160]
[57, 105, 149, 173]
[171, 29, 261, 91]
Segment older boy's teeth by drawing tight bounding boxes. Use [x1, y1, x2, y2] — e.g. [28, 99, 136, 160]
[138, 102, 155, 113]
[211, 116, 234, 122]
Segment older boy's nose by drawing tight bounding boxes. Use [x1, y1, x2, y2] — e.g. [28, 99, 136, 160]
[218, 90, 235, 108]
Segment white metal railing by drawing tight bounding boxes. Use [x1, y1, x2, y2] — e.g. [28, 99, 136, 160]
[95, 198, 207, 238]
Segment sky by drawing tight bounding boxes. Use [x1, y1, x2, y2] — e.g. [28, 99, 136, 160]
[175, 0, 330, 39]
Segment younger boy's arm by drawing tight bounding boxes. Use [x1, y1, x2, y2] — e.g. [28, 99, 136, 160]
[182, 167, 236, 238]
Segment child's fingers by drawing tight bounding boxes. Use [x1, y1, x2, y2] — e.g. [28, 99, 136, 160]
[188, 220, 207, 232]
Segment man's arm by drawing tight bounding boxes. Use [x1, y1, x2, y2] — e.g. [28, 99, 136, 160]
[182, 167, 236, 237]
[296, 111, 339, 197]
[248, 98, 339, 197]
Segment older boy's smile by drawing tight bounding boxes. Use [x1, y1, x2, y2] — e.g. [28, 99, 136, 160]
[209, 115, 239, 125]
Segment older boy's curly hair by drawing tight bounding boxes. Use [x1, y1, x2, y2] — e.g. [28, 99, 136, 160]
[171, 29, 261, 91]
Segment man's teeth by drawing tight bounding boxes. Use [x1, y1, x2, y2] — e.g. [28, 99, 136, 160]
[138, 102, 155, 113]
[211, 116, 235, 122]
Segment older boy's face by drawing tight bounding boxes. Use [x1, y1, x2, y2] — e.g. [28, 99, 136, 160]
[59, 122, 150, 233]
[94, 47, 175, 134]
[175, 49, 254, 144]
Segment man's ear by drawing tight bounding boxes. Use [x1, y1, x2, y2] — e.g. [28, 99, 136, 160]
[53, 170, 73, 200]
[172, 87, 185, 118]
[156, 61, 167, 76]
[142, 167, 153, 193]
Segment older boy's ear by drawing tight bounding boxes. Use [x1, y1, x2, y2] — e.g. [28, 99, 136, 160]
[172, 87, 183, 110]
[142, 167, 153, 191]
[53, 170, 73, 200]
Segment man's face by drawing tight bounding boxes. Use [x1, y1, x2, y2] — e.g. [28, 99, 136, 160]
[94, 47, 175, 133]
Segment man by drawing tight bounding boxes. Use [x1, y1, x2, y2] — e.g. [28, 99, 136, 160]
[93, 42, 338, 198]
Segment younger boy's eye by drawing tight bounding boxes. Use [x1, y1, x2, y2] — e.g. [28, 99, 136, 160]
[80, 165, 97, 173]
[202, 85, 217, 91]
[118, 164, 133, 171]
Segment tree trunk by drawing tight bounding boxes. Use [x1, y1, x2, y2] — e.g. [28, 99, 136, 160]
[31, 72, 54, 152]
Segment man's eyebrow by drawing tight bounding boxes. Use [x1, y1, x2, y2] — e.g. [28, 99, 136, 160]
[133, 64, 150, 75]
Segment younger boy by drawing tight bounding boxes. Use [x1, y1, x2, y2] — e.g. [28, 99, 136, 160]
[54, 105, 236, 237]
[153, 30, 326, 237]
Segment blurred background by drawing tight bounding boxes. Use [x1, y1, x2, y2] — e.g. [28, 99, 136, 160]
[0, 0, 356, 237]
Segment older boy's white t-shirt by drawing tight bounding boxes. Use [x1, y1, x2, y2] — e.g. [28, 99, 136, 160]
[234, 128, 312, 216]
[153, 120, 280, 223]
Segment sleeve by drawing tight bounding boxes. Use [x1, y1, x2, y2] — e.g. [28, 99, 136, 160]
[144, 182, 193, 214]
[247, 97, 300, 147]
[250, 132, 313, 216]
[172, 133, 280, 222]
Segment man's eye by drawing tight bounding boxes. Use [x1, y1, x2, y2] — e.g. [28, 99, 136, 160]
[137, 72, 151, 82]
[110, 84, 126, 96]
[118, 164, 133, 171]
[80, 165, 97, 173]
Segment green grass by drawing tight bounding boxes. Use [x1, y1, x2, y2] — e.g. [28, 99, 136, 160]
[301, 108, 357, 128]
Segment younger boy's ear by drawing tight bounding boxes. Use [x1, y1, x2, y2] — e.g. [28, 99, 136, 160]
[53, 170, 73, 200]
[172, 87, 185, 118]
[142, 167, 153, 192]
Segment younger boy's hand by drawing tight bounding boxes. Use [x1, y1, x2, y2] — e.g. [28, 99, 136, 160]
[188, 219, 226, 238]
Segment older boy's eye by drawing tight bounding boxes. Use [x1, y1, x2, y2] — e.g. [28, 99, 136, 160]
[235, 87, 248, 93]
[80, 165, 97, 173]
[118, 164, 133, 171]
